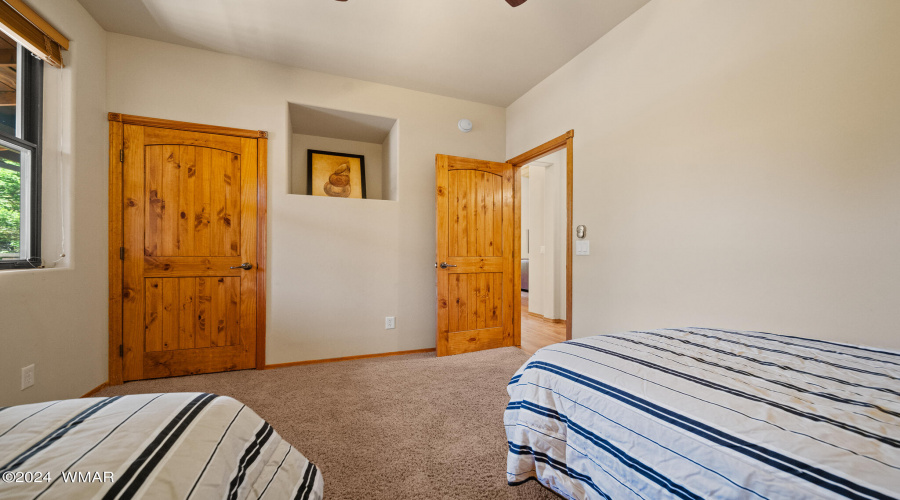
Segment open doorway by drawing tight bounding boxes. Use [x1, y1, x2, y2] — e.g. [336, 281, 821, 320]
[432, 131, 572, 357]
[507, 131, 573, 355]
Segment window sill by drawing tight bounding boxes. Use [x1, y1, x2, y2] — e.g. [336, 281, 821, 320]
[0, 259, 44, 271]
[0, 262, 69, 274]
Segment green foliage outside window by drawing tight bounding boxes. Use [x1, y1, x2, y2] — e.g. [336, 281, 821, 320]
[0, 164, 21, 255]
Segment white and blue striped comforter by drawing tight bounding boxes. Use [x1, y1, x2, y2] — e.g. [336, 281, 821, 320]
[505, 328, 900, 500]
[0, 393, 323, 499]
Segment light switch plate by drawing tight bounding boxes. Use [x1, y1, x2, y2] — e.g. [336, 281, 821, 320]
[575, 240, 590, 256]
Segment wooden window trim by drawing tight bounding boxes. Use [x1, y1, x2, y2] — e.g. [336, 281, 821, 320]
[0, 0, 68, 67]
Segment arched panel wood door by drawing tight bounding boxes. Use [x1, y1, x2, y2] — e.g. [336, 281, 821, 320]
[110, 114, 267, 382]
[435, 155, 519, 356]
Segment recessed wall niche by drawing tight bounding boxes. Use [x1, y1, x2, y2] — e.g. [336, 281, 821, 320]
[289, 103, 398, 201]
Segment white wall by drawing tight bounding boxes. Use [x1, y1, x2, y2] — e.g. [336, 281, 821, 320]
[382, 122, 399, 201]
[291, 134, 385, 199]
[521, 176, 529, 260]
[107, 34, 506, 364]
[523, 149, 566, 320]
[547, 149, 566, 321]
[0, 0, 108, 405]
[527, 165, 545, 312]
[507, 0, 900, 349]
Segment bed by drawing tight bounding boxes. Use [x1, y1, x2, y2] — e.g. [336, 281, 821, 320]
[0, 393, 323, 499]
[505, 327, 900, 499]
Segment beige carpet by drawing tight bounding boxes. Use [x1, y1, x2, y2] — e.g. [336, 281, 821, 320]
[97, 347, 558, 499]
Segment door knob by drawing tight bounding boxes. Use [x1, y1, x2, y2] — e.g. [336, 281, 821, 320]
[439, 262, 457, 269]
[230, 263, 253, 270]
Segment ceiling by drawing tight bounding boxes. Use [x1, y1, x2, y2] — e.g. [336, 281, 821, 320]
[76, 0, 649, 107]
[289, 103, 396, 144]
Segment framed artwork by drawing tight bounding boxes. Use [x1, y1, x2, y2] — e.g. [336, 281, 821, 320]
[307, 149, 367, 199]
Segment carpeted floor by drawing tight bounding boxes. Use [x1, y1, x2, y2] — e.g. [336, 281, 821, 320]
[96, 347, 558, 499]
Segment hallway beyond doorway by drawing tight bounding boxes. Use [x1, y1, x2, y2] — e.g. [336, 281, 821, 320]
[520, 292, 566, 355]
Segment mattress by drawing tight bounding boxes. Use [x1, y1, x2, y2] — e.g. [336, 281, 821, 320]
[505, 328, 900, 499]
[0, 393, 323, 499]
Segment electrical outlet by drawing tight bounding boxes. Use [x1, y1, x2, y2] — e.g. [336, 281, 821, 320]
[385, 316, 396, 329]
[21, 364, 34, 390]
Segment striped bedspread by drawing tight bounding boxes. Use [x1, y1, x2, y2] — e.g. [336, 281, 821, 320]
[0, 393, 323, 500]
[505, 328, 900, 500]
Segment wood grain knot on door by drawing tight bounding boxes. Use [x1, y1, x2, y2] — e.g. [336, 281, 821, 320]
[144, 145, 241, 258]
[448, 169, 503, 258]
[144, 277, 241, 352]
[436, 155, 515, 356]
[118, 122, 261, 382]
[448, 273, 502, 333]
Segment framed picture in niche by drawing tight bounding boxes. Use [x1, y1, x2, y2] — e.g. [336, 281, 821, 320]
[307, 149, 367, 199]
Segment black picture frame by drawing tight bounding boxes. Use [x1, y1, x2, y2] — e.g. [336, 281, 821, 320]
[306, 149, 367, 199]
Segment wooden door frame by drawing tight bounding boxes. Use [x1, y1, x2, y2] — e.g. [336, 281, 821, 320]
[107, 113, 268, 385]
[507, 130, 574, 341]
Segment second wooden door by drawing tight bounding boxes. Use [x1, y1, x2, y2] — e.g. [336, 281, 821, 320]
[435, 155, 518, 356]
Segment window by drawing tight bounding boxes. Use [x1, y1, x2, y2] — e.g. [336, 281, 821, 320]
[0, 32, 42, 269]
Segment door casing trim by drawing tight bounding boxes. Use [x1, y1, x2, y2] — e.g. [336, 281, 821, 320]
[107, 113, 268, 385]
[507, 130, 574, 341]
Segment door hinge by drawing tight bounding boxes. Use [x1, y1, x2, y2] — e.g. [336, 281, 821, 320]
[119, 149, 124, 163]
[119, 247, 125, 260]
[119, 344, 124, 357]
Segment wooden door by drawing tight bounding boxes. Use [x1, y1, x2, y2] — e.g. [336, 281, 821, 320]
[436, 155, 518, 356]
[120, 123, 261, 381]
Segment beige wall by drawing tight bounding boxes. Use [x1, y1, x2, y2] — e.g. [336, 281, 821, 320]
[107, 34, 506, 365]
[521, 177, 530, 260]
[507, 0, 900, 348]
[0, 0, 109, 405]
[382, 121, 399, 202]
[544, 149, 567, 321]
[291, 134, 385, 199]
[527, 165, 546, 313]
[522, 149, 567, 320]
